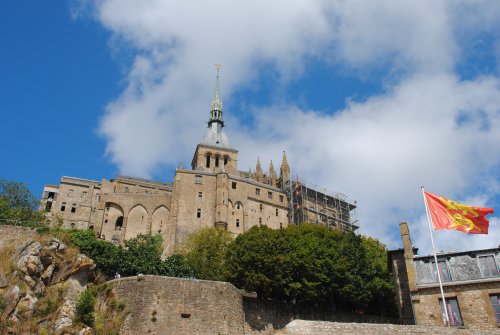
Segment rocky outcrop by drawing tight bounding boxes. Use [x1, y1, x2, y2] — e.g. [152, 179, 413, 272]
[0, 227, 97, 334]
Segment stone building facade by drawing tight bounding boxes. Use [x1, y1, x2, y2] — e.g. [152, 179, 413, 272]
[40, 69, 358, 254]
[388, 222, 500, 329]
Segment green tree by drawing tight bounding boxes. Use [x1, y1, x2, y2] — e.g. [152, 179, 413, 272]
[225, 224, 396, 315]
[159, 254, 195, 278]
[120, 234, 163, 275]
[183, 227, 233, 281]
[0, 179, 45, 224]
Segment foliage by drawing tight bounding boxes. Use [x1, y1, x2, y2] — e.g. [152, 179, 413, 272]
[183, 227, 233, 281]
[68, 229, 194, 278]
[159, 254, 195, 278]
[74, 288, 96, 327]
[34, 285, 65, 318]
[0, 179, 45, 224]
[0, 293, 5, 314]
[225, 224, 396, 316]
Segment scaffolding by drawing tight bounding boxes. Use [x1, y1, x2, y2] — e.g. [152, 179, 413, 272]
[286, 177, 358, 232]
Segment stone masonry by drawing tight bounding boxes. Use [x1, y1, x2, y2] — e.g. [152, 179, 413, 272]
[112, 275, 245, 335]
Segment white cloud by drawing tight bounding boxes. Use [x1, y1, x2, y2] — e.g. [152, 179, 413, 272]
[77, 0, 500, 253]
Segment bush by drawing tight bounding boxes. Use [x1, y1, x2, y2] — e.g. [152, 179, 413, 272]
[74, 288, 96, 327]
[68, 230, 194, 278]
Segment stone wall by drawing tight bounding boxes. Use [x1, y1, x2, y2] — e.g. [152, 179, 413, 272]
[112, 275, 245, 335]
[243, 297, 398, 330]
[277, 320, 500, 335]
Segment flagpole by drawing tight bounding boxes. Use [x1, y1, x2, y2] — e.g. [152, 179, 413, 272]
[421, 186, 450, 326]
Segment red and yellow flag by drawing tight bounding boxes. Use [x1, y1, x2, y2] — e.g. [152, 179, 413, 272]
[424, 192, 494, 234]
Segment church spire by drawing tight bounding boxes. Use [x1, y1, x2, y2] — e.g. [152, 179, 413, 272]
[209, 64, 224, 129]
[280, 151, 290, 183]
[256, 157, 263, 182]
[269, 160, 277, 187]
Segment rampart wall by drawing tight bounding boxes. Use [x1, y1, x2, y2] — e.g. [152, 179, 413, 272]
[111, 275, 245, 335]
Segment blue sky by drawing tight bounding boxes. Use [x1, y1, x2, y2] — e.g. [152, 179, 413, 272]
[1, 1, 500, 253]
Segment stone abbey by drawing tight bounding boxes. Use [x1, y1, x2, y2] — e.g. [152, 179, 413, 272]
[40, 68, 358, 254]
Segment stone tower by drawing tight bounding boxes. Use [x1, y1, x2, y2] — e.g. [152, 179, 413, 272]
[191, 65, 238, 174]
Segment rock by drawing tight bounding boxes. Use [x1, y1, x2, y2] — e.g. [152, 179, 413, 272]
[23, 274, 45, 296]
[0, 273, 8, 288]
[13, 293, 38, 319]
[51, 254, 95, 285]
[16, 241, 43, 276]
[49, 238, 66, 253]
[23, 274, 37, 288]
[58, 242, 67, 253]
[53, 299, 76, 334]
[41, 263, 55, 285]
[78, 327, 95, 335]
[40, 254, 53, 267]
[1, 285, 20, 322]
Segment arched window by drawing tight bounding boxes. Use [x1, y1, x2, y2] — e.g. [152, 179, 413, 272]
[215, 155, 220, 167]
[206, 154, 211, 168]
[224, 156, 229, 165]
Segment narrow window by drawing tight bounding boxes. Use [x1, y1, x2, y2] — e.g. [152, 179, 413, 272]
[71, 203, 77, 213]
[236, 219, 240, 228]
[82, 191, 87, 199]
[215, 156, 220, 167]
[280, 223, 283, 229]
[195, 175, 203, 184]
[206, 154, 211, 168]
[276, 208, 279, 216]
[237, 203, 240, 210]
[232, 182, 237, 189]
[256, 188, 260, 196]
[478, 255, 499, 277]
[224, 157, 229, 165]
[198, 192, 203, 200]
[268, 191, 272, 199]
[115, 216, 123, 230]
[489, 295, 500, 324]
[60, 202, 66, 212]
[197, 208, 201, 218]
[439, 298, 463, 327]
[279, 195, 284, 203]
[259, 218, 262, 225]
[432, 260, 451, 282]
[260, 204, 263, 212]
[68, 189, 74, 197]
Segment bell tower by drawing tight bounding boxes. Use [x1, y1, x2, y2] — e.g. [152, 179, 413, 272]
[191, 65, 238, 174]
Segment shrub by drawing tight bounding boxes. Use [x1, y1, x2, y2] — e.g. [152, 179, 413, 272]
[74, 288, 96, 327]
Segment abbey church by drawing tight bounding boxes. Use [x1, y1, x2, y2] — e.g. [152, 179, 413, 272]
[40, 69, 358, 255]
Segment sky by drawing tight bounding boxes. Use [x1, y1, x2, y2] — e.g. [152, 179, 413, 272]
[1, 0, 499, 254]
